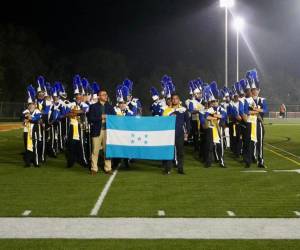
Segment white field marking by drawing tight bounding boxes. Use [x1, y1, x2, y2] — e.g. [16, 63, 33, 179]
[158, 210, 165, 217]
[273, 169, 300, 174]
[265, 147, 300, 167]
[22, 210, 31, 216]
[294, 211, 300, 217]
[227, 211, 236, 217]
[265, 143, 300, 160]
[1, 218, 300, 239]
[241, 170, 267, 173]
[267, 124, 300, 126]
[90, 170, 118, 216]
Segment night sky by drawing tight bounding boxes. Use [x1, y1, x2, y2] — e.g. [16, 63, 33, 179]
[1, 0, 300, 102]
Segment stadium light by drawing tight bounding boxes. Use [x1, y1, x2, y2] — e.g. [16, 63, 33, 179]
[220, 0, 235, 87]
[233, 17, 245, 82]
[233, 17, 245, 32]
[220, 0, 234, 8]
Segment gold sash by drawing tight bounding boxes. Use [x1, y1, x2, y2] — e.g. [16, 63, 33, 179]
[249, 115, 257, 142]
[26, 123, 33, 152]
[211, 120, 220, 144]
[70, 118, 80, 140]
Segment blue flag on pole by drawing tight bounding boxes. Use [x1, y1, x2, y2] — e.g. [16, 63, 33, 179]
[106, 115, 176, 160]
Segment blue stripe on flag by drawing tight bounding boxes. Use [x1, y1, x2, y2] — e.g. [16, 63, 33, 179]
[107, 115, 175, 131]
[106, 145, 174, 160]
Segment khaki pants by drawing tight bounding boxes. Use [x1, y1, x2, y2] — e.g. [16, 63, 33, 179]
[91, 129, 111, 172]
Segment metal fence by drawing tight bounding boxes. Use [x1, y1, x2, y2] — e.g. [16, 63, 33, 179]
[0, 102, 300, 120]
[0, 102, 26, 120]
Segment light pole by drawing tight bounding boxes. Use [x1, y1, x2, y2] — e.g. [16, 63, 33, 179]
[233, 17, 245, 82]
[220, 0, 234, 87]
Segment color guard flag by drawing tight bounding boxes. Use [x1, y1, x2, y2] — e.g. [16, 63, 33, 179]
[106, 115, 176, 160]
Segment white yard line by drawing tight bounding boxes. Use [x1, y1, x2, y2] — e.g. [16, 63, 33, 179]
[0, 218, 300, 239]
[227, 211, 236, 217]
[265, 143, 300, 160]
[22, 210, 31, 216]
[90, 170, 118, 216]
[158, 210, 165, 217]
[241, 170, 267, 173]
[273, 169, 300, 174]
[294, 211, 300, 217]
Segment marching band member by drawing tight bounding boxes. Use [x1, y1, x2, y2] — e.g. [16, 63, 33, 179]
[243, 72, 259, 168]
[23, 85, 42, 167]
[250, 69, 267, 168]
[113, 85, 134, 169]
[36, 76, 47, 163]
[150, 87, 164, 116]
[228, 84, 245, 158]
[56, 81, 70, 151]
[65, 75, 89, 168]
[48, 84, 61, 157]
[203, 83, 226, 168]
[186, 79, 204, 151]
[123, 78, 142, 116]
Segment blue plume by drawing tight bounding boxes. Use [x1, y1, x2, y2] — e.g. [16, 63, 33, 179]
[37, 76, 45, 89]
[121, 85, 130, 99]
[73, 74, 81, 86]
[239, 79, 247, 92]
[150, 87, 159, 98]
[123, 79, 133, 93]
[161, 75, 170, 84]
[210, 81, 219, 99]
[81, 77, 89, 90]
[189, 81, 194, 94]
[91, 82, 100, 95]
[27, 84, 36, 102]
[251, 69, 260, 89]
[45, 82, 52, 96]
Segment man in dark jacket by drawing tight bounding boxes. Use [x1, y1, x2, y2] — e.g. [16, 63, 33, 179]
[89, 90, 116, 175]
[163, 93, 190, 175]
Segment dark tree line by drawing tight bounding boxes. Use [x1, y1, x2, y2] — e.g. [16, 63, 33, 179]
[0, 24, 299, 109]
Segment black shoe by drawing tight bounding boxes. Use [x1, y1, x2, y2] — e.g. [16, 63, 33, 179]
[178, 170, 185, 175]
[220, 163, 226, 168]
[245, 163, 251, 168]
[258, 163, 266, 168]
[24, 164, 30, 168]
[163, 170, 171, 175]
[204, 164, 211, 168]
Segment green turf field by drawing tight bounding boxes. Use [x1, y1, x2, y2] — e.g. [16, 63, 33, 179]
[1, 239, 300, 250]
[0, 121, 299, 249]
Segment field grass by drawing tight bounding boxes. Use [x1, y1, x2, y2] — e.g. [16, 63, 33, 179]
[1, 239, 300, 250]
[0, 121, 299, 249]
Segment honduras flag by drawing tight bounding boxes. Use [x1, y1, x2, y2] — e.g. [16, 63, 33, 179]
[106, 115, 176, 160]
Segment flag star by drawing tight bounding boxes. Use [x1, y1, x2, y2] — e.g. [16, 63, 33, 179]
[131, 134, 135, 138]
[131, 140, 135, 144]
[138, 137, 142, 141]
[144, 141, 148, 144]
[144, 134, 148, 138]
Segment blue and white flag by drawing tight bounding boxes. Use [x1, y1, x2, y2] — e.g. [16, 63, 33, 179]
[106, 115, 176, 160]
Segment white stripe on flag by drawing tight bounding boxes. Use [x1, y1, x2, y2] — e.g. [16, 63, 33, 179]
[107, 129, 175, 147]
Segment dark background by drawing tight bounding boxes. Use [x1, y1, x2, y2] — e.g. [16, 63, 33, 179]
[0, 0, 299, 108]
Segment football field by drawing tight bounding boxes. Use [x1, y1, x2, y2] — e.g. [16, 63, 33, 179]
[0, 120, 300, 249]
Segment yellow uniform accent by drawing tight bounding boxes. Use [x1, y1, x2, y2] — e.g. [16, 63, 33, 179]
[249, 115, 257, 142]
[38, 103, 43, 111]
[70, 118, 80, 140]
[233, 124, 236, 137]
[163, 107, 174, 117]
[26, 123, 33, 152]
[211, 120, 220, 144]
